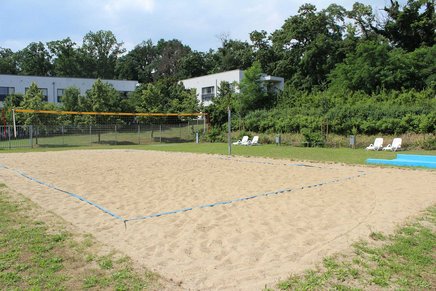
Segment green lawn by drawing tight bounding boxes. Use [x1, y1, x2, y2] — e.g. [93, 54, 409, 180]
[274, 207, 436, 290]
[0, 184, 163, 290]
[1, 142, 435, 165]
[0, 143, 435, 290]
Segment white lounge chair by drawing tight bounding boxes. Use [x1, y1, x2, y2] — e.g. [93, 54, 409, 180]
[366, 138, 383, 151]
[233, 136, 249, 145]
[248, 135, 260, 146]
[383, 138, 402, 151]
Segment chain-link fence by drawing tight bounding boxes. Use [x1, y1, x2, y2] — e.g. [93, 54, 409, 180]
[0, 120, 206, 149]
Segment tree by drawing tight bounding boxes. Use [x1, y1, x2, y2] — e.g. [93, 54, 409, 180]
[85, 79, 121, 113]
[250, 30, 276, 75]
[153, 39, 191, 80]
[238, 61, 269, 116]
[80, 30, 125, 79]
[328, 40, 391, 94]
[60, 87, 83, 111]
[213, 39, 254, 72]
[134, 78, 198, 113]
[347, 2, 376, 38]
[328, 40, 436, 93]
[47, 38, 81, 77]
[115, 39, 157, 83]
[16, 42, 52, 76]
[19, 82, 48, 143]
[177, 51, 211, 79]
[375, 0, 435, 51]
[206, 81, 238, 127]
[0, 47, 18, 74]
[270, 4, 348, 90]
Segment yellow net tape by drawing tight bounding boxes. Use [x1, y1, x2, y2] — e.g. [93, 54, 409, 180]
[14, 109, 206, 117]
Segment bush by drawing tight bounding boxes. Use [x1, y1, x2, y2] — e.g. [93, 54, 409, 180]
[418, 135, 436, 150]
[301, 128, 324, 147]
[205, 126, 225, 142]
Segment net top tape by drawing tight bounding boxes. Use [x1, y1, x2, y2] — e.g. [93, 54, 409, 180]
[13, 109, 206, 117]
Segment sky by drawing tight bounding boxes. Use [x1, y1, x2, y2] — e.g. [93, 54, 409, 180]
[0, 0, 400, 53]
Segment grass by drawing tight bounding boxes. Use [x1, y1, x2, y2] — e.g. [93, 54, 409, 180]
[0, 183, 164, 290]
[274, 206, 436, 290]
[1, 142, 435, 165]
[0, 143, 435, 289]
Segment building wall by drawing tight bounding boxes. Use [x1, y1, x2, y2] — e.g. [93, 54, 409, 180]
[180, 69, 284, 106]
[0, 74, 138, 105]
[181, 69, 244, 106]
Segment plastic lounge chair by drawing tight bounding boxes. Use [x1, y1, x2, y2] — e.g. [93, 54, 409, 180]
[366, 138, 383, 151]
[383, 138, 402, 151]
[241, 136, 252, 146]
[248, 135, 260, 146]
[233, 135, 249, 145]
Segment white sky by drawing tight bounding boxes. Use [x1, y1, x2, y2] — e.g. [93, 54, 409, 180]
[0, 0, 400, 52]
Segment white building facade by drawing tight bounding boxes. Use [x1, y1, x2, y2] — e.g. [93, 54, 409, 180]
[0, 74, 138, 106]
[180, 69, 284, 106]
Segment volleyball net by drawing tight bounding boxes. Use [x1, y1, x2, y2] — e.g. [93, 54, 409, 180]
[1, 109, 208, 148]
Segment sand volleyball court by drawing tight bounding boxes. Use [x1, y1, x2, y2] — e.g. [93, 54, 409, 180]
[0, 149, 435, 290]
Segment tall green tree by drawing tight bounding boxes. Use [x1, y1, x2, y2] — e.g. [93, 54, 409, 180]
[60, 87, 83, 112]
[329, 40, 436, 93]
[80, 30, 125, 79]
[375, 0, 435, 51]
[18, 82, 53, 144]
[85, 79, 121, 113]
[206, 81, 238, 127]
[153, 39, 191, 80]
[213, 39, 254, 72]
[16, 42, 52, 76]
[47, 38, 81, 77]
[177, 51, 211, 79]
[347, 2, 376, 38]
[133, 78, 198, 113]
[0, 47, 18, 74]
[271, 4, 348, 90]
[250, 30, 276, 75]
[238, 61, 269, 116]
[115, 39, 157, 83]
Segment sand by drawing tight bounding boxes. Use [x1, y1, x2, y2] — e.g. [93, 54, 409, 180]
[0, 149, 434, 290]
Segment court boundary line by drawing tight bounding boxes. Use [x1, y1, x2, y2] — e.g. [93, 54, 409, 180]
[0, 163, 367, 225]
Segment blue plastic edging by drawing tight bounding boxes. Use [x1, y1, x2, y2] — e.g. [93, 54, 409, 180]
[366, 154, 436, 169]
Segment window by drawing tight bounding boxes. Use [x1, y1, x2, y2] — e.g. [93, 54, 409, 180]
[25, 87, 48, 102]
[0, 87, 15, 101]
[201, 86, 215, 102]
[118, 91, 129, 99]
[57, 89, 65, 103]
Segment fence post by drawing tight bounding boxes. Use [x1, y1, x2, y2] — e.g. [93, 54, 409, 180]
[89, 125, 92, 145]
[160, 124, 162, 143]
[115, 124, 117, 145]
[29, 125, 33, 148]
[61, 125, 65, 146]
[137, 124, 140, 145]
[8, 126, 11, 149]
